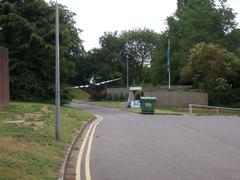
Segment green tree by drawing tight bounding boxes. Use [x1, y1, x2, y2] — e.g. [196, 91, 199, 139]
[0, 0, 84, 103]
[166, 0, 236, 83]
[98, 31, 125, 81]
[181, 43, 240, 105]
[177, 0, 188, 9]
[121, 28, 159, 84]
[226, 29, 240, 58]
[75, 29, 159, 87]
[149, 33, 169, 85]
[77, 35, 124, 87]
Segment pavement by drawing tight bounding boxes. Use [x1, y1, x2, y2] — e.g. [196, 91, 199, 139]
[70, 102, 240, 180]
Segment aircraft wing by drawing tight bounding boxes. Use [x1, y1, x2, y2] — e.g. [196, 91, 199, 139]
[73, 85, 90, 88]
[95, 78, 121, 86]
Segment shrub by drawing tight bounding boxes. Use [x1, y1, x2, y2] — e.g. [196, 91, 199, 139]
[119, 93, 125, 101]
[181, 43, 240, 105]
[105, 94, 112, 101]
[134, 91, 142, 100]
[60, 88, 74, 105]
[113, 94, 120, 101]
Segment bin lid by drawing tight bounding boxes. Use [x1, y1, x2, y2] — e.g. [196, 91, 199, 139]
[140, 96, 156, 100]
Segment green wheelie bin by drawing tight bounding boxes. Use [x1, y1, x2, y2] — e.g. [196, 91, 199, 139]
[140, 97, 156, 114]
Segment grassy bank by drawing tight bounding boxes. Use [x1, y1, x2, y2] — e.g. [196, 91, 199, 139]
[71, 88, 90, 101]
[0, 102, 93, 179]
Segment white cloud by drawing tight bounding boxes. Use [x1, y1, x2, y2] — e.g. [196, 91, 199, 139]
[47, 0, 240, 50]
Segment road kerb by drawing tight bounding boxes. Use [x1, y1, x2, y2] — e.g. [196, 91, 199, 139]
[85, 116, 103, 180]
[76, 115, 101, 180]
[58, 119, 93, 180]
[75, 115, 102, 180]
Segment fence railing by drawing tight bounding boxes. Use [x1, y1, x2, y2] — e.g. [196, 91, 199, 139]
[189, 104, 240, 116]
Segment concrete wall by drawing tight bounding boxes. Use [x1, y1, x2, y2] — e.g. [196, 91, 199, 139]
[107, 88, 208, 107]
[144, 91, 208, 107]
[0, 48, 10, 107]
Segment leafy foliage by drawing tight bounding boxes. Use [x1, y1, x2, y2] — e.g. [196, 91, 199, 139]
[226, 29, 240, 57]
[74, 29, 159, 87]
[0, 0, 84, 104]
[147, 0, 240, 106]
[181, 42, 240, 105]
[105, 93, 126, 102]
[1, 0, 240, 106]
[165, 0, 236, 83]
[120, 29, 159, 83]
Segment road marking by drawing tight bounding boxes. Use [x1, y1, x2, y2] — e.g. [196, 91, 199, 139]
[85, 116, 103, 180]
[75, 115, 102, 180]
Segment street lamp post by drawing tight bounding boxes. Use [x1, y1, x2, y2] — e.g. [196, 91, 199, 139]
[167, 39, 171, 89]
[55, 0, 60, 141]
[125, 43, 129, 89]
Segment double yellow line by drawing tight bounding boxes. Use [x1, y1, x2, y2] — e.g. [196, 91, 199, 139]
[76, 115, 103, 180]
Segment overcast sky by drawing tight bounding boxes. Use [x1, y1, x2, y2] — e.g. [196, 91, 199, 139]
[46, 0, 240, 51]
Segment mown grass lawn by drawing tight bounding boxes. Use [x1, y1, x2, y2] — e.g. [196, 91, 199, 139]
[0, 102, 93, 180]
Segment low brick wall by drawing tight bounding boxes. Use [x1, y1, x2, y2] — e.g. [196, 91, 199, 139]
[0, 48, 10, 107]
[144, 91, 208, 107]
[107, 88, 208, 107]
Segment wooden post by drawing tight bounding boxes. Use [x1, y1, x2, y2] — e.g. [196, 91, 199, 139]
[189, 104, 193, 114]
[0, 48, 10, 107]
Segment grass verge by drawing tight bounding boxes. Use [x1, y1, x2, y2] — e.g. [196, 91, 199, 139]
[0, 102, 93, 180]
[90, 101, 240, 116]
[89, 101, 125, 109]
[129, 107, 188, 115]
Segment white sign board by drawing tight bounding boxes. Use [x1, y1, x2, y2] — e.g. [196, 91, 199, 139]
[129, 86, 142, 91]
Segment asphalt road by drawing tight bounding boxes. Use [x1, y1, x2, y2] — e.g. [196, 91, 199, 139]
[71, 102, 240, 180]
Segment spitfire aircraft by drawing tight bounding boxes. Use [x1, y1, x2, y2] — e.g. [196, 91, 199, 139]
[73, 76, 121, 100]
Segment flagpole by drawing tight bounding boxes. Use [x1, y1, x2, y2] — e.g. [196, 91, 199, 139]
[55, 0, 60, 141]
[167, 39, 171, 89]
[168, 67, 171, 89]
[127, 56, 129, 88]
